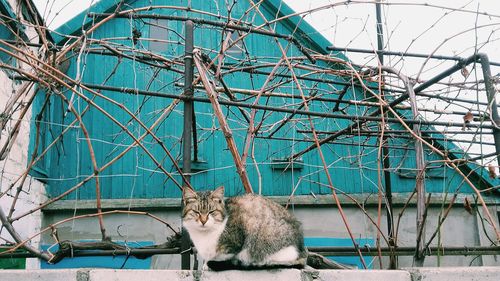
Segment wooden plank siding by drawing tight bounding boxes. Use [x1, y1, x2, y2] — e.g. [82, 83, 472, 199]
[28, 0, 486, 200]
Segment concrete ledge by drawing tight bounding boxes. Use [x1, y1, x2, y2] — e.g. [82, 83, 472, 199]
[87, 269, 303, 281]
[406, 267, 500, 281]
[309, 269, 411, 281]
[0, 269, 81, 281]
[1, 267, 499, 281]
[42, 193, 495, 212]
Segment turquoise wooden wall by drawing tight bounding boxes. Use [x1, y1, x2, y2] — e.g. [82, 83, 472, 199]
[0, 2, 17, 66]
[29, 0, 478, 200]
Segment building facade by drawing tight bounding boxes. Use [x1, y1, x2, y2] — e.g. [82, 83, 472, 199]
[1, 0, 499, 270]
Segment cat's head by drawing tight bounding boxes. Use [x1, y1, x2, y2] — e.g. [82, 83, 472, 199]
[182, 186, 226, 231]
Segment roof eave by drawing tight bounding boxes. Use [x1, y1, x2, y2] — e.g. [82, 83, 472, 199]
[52, 0, 344, 60]
[53, 0, 138, 44]
[399, 109, 500, 192]
[262, 0, 348, 61]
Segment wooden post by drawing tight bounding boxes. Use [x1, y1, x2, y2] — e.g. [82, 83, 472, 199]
[377, 66, 426, 266]
[409, 81, 426, 267]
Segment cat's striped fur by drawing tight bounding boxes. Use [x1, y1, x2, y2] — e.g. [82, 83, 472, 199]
[182, 186, 307, 270]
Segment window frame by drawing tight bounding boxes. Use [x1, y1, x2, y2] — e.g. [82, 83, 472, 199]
[148, 18, 169, 53]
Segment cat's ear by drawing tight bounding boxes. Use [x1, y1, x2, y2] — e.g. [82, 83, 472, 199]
[210, 186, 225, 202]
[183, 187, 197, 204]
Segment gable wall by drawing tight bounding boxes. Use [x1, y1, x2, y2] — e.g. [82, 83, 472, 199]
[30, 0, 475, 200]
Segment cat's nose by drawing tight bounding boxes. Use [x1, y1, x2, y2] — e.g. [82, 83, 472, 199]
[200, 214, 208, 225]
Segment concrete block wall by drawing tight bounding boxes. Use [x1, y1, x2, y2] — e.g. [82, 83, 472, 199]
[1, 268, 500, 281]
[41, 202, 500, 269]
[0, 0, 45, 269]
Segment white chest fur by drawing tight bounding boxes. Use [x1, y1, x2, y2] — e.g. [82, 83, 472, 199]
[184, 218, 228, 261]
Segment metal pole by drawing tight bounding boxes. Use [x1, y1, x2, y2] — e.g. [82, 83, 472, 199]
[3, 245, 500, 259]
[478, 53, 500, 167]
[327, 46, 500, 67]
[375, 1, 396, 269]
[375, 3, 384, 64]
[181, 20, 194, 270]
[89, 13, 315, 63]
[58, 82, 497, 130]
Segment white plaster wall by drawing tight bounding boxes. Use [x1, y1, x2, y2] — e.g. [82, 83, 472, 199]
[0, 0, 46, 269]
[0, 69, 46, 270]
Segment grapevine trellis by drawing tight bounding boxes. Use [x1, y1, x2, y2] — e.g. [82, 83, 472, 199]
[1, 0, 500, 269]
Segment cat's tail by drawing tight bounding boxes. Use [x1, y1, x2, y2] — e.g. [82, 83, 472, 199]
[206, 260, 305, 271]
[306, 252, 355, 269]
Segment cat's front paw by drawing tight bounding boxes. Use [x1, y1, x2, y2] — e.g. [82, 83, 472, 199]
[202, 262, 211, 271]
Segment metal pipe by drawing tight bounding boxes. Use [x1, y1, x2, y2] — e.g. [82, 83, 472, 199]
[467, 151, 499, 162]
[256, 135, 489, 157]
[416, 91, 491, 107]
[256, 135, 415, 151]
[230, 67, 406, 95]
[10, 72, 493, 114]
[69, 83, 497, 130]
[88, 13, 315, 63]
[308, 245, 500, 257]
[327, 46, 500, 67]
[308, 131, 496, 146]
[298, 129, 492, 135]
[375, 2, 396, 268]
[0, 248, 181, 259]
[291, 53, 487, 159]
[12, 56, 491, 108]
[181, 20, 194, 270]
[1, 39, 52, 48]
[478, 53, 500, 167]
[267, 90, 320, 138]
[389, 54, 480, 109]
[189, 77, 492, 107]
[2, 245, 499, 259]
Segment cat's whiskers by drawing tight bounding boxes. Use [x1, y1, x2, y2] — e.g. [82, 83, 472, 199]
[182, 186, 307, 270]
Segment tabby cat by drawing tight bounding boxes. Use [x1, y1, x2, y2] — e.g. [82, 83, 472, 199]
[182, 186, 307, 270]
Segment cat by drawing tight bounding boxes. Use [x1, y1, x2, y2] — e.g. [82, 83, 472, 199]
[182, 186, 308, 271]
